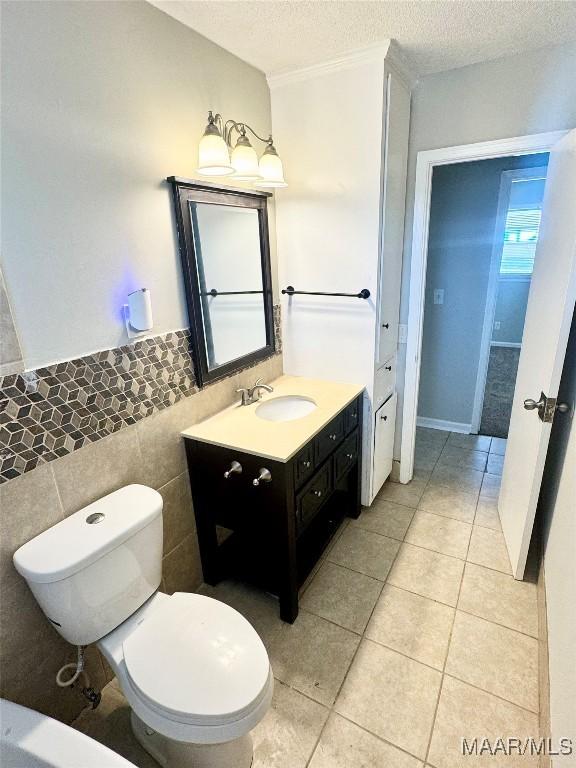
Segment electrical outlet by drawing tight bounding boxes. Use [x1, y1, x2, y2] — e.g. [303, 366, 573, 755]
[494, 321, 501, 330]
[398, 324, 408, 344]
[433, 289, 444, 305]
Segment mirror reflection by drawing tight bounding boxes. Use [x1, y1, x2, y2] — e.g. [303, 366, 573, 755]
[190, 203, 267, 370]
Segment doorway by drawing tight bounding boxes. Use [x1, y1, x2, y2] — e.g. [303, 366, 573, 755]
[400, 131, 566, 486]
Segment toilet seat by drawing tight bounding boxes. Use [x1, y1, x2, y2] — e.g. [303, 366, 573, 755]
[123, 592, 270, 727]
[98, 591, 274, 744]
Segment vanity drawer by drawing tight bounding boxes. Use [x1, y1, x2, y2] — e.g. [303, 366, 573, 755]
[297, 461, 332, 533]
[294, 443, 315, 488]
[375, 355, 396, 410]
[334, 430, 359, 482]
[343, 399, 360, 435]
[314, 414, 345, 465]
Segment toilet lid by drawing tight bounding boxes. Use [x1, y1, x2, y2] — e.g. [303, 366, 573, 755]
[123, 593, 271, 725]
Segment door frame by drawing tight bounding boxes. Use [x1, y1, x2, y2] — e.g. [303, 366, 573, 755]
[400, 131, 567, 484]
[470, 165, 549, 433]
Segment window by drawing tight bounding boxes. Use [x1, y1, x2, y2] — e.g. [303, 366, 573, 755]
[500, 207, 542, 277]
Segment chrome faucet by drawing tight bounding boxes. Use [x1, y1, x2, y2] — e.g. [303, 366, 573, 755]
[237, 378, 274, 406]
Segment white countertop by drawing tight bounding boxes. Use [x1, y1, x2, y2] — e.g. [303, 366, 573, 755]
[181, 375, 364, 462]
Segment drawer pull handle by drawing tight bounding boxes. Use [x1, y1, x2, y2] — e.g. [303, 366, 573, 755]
[352, 412, 357, 418]
[380, 415, 388, 421]
[385, 365, 392, 371]
[253, 468, 272, 486]
[302, 460, 311, 468]
[224, 461, 242, 479]
[329, 434, 337, 441]
[313, 490, 322, 498]
[346, 453, 354, 460]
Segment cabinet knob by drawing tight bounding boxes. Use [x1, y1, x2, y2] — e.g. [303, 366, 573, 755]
[380, 415, 388, 421]
[303, 460, 311, 468]
[385, 365, 392, 371]
[253, 468, 272, 486]
[346, 453, 353, 460]
[382, 323, 389, 329]
[313, 490, 322, 498]
[329, 433, 337, 441]
[224, 461, 242, 479]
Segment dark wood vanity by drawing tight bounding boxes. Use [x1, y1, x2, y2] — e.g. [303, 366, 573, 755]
[184, 394, 363, 623]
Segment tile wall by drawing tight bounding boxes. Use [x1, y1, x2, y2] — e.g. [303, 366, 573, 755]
[0, 314, 282, 724]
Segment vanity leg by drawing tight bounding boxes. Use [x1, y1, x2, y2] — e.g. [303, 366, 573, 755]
[279, 584, 299, 624]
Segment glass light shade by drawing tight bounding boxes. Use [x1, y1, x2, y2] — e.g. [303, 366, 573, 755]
[197, 133, 234, 176]
[257, 148, 287, 188]
[231, 140, 261, 181]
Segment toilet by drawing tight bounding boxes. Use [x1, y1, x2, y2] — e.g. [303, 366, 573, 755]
[13, 484, 273, 768]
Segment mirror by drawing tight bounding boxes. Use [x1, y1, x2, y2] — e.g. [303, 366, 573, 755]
[168, 178, 274, 386]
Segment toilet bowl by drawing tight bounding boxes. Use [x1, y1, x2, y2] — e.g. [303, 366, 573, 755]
[98, 590, 273, 767]
[13, 484, 273, 768]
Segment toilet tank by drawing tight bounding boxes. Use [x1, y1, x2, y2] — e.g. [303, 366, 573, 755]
[13, 484, 163, 646]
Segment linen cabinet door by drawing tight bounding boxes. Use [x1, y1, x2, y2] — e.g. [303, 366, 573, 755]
[372, 393, 397, 498]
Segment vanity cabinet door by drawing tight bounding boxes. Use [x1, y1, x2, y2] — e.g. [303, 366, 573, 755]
[343, 399, 360, 435]
[334, 430, 359, 483]
[294, 443, 315, 488]
[296, 461, 332, 533]
[372, 394, 397, 497]
[314, 414, 345, 466]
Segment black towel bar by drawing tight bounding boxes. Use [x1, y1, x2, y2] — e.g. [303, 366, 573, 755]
[282, 286, 370, 300]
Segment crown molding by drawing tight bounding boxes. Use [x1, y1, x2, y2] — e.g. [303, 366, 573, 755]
[267, 42, 393, 89]
[384, 40, 418, 90]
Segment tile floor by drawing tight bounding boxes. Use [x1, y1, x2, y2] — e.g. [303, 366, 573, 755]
[74, 427, 541, 768]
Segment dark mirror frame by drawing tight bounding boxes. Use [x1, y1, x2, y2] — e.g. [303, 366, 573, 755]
[167, 177, 275, 387]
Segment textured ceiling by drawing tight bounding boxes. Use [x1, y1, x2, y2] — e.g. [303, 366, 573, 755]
[148, 0, 576, 77]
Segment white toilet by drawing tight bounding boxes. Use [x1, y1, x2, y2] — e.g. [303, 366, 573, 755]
[13, 484, 273, 768]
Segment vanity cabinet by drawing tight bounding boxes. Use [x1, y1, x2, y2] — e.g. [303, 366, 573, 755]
[185, 395, 362, 623]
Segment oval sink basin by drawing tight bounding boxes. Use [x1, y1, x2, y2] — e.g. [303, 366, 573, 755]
[256, 395, 317, 422]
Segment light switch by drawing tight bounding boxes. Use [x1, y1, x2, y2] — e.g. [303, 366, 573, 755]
[494, 321, 501, 330]
[433, 289, 444, 305]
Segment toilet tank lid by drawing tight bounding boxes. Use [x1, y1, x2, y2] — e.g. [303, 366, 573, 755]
[13, 485, 163, 584]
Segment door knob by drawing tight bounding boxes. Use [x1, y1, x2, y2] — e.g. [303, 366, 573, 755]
[253, 468, 272, 486]
[224, 461, 242, 479]
[523, 392, 569, 423]
[523, 397, 546, 411]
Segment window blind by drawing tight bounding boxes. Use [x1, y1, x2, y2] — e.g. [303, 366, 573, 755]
[500, 207, 541, 276]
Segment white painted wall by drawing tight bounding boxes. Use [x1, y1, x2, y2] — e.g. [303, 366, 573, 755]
[1, 1, 275, 369]
[270, 54, 386, 396]
[538, 311, 576, 765]
[396, 42, 576, 453]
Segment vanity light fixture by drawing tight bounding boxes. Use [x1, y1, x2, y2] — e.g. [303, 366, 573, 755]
[197, 111, 287, 188]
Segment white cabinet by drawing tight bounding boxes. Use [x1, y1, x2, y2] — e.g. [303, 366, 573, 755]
[372, 394, 397, 497]
[271, 42, 413, 507]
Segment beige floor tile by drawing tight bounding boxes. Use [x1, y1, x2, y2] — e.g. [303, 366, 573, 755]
[414, 444, 443, 471]
[429, 464, 484, 494]
[366, 585, 454, 670]
[416, 427, 450, 447]
[309, 713, 423, 768]
[376, 471, 431, 508]
[486, 453, 505, 475]
[269, 610, 360, 706]
[447, 433, 492, 452]
[490, 437, 507, 455]
[387, 544, 464, 607]
[327, 526, 400, 581]
[253, 680, 329, 768]
[467, 526, 511, 575]
[73, 682, 158, 768]
[474, 498, 501, 530]
[437, 446, 488, 472]
[301, 561, 382, 633]
[458, 563, 538, 637]
[480, 472, 501, 499]
[335, 640, 441, 759]
[352, 500, 414, 540]
[418, 485, 477, 523]
[428, 676, 539, 768]
[445, 612, 538, 712]
[405, 511, 472, 560]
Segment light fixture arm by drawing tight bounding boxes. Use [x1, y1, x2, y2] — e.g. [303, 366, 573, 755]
[222, 118, 273, 149]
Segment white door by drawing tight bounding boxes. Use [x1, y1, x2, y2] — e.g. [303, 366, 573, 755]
[500, 129, 576, 579]
[373, 393, 397, 497]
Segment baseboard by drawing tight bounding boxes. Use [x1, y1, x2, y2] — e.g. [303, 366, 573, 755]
[416, 416, 472, 434]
